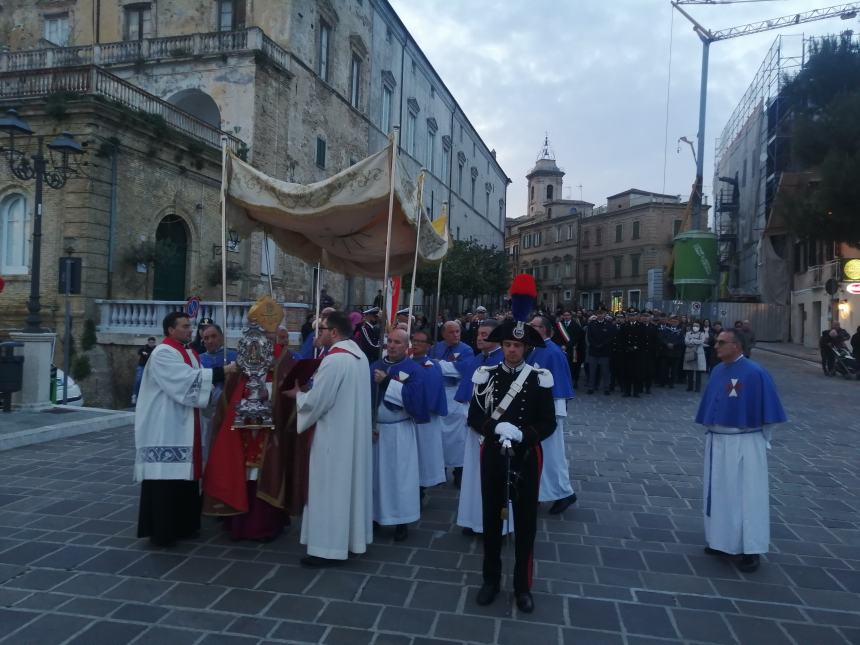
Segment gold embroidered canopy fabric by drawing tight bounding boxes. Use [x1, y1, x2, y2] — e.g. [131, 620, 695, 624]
[224, 143, 449, 277]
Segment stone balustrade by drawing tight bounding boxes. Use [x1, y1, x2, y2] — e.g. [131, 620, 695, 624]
[0, 65, 245, 154]
[95, 299, 310, 346]
[0, 27, 291, 77]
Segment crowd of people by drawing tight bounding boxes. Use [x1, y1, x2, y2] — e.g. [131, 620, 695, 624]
[133, 292, 786, 613]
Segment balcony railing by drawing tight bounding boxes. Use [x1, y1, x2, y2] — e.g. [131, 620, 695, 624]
[0, 65, 245, 154]
[0, 28, 291, 76]
[96, 300, 310, 345]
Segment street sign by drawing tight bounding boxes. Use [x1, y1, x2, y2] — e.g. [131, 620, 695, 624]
[185, 296, 201, 318]
[691, 301, 702, 315]
[846, 282, 860, 295]
[58, 257, 82, 294]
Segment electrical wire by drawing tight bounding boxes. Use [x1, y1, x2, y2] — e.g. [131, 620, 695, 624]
[662, 6, 675, 195]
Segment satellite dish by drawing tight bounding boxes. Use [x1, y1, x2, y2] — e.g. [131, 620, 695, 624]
[825, 278, 839, 295]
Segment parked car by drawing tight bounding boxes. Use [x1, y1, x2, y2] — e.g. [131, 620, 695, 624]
[54, 367, 83, 406]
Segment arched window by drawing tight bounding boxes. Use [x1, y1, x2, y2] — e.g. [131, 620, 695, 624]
[0, 193, 30, 274]
[546, 184, 553, 200]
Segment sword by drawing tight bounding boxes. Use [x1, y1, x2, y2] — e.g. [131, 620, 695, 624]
[501, 437, 514, 614]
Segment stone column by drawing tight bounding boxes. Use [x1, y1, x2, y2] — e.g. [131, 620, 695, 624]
[10, 332, 56, 410]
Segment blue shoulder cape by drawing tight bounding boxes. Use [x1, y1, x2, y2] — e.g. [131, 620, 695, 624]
[695, 357, 786, 428]
[455, 347, 503, 403]
[296, 332, 316, 359]
[527, 340, 574, 399]
[371, 357, 430, 423]
[412, 356, 448, 417]
[428, 341, 475, 386]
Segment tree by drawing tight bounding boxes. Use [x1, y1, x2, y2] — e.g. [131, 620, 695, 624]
[782, 35, 860, 245]
[405, 239, 508, 304]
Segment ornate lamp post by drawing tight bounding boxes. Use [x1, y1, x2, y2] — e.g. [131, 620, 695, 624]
[0, 108, 84, 333]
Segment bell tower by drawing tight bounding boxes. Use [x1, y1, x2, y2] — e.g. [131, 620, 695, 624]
[525, 136, 564, 217]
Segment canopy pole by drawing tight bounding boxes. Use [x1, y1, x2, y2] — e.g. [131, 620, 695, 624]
[406, 169, 427, 343]
[313, 262, 322, 359]
[219, 136, 229, 361]
[381, 127, 400, 336]
[433, 201, 448, 340]
[263, 229, 274, 298]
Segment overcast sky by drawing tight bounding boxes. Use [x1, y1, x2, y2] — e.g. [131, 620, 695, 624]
[387, 0, 852, 219]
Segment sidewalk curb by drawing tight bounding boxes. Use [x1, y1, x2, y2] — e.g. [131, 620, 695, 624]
[0, 407, 135, 452]
[756, 345, 821, 366]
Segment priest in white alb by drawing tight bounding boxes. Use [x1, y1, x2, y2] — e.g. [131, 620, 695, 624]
[135, 311, 236, 547]
[284, 310, 373, 567]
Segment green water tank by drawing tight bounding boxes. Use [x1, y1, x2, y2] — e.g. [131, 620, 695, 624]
[673, 231, 717, 301]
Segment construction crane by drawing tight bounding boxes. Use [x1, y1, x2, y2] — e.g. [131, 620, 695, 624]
[671, 1, 860, 230]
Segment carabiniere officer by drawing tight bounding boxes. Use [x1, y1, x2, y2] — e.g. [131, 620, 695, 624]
[467, 318, 556, 613]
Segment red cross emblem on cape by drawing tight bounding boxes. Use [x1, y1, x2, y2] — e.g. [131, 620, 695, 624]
[725, 378, 742, 398]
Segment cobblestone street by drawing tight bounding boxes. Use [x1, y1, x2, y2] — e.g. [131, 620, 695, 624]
[1, 351, 858, 644]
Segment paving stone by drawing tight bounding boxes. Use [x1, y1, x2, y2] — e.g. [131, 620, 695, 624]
[0, 607, 38, 634]
[562, 627, 625, 644]
[377, 606, 436, 635]
[319, 627, 371, 644]
[1, 568, 74, 591]
[196, 634, 258, 645]
[156, 581, 226, 609]
[358, 576, 414, 606]
[210, 561, 275, 589]
[671, 608, 735, 644]
[119, 553, 185, 579]
[2, 612, 90, 645]
[161, 608, 235, 632]
[567, 597, 620, 632]
[733, 600, 805, 621]
[497, 619, 558, 645]
[618, 603, 678, 639]
[66, 620, 147, 644]
[781, 621, 848, 645]
[10, 591, 69, 610]
[108, 578, 175, 602]
[59, 596, 124, 616]
[827, 567, 860, 593]
[433, 613, 495, 642]
[265, 594, 325, 621]
[111, 602, 170, 623]
[211, 588, 276, 615]
[257, 565, 319, 594]
[74, 548, 144, 573]
[306, 570, 368, 601]
[409, 581, 462, 612]
[225, 615, 279, 638]
[32, 545, 103, 569]
[0, 542, 62, 565]
[372, 634, 412, 645]
[599, 547, 647, 570]
[269, 620, 328, 643]
[317, 599, 381, 629]
[724, 614, 792, 644]
[131, 627, 201, 645]
[162, 556, 231, 584]
[54, 572, 123, 596]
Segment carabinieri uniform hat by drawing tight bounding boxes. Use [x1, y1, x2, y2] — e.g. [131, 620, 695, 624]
[486, 274, 545, 348]
[362, 306, 380, 316]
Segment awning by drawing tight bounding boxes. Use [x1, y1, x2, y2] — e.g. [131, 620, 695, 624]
[224, 140, 449, 277]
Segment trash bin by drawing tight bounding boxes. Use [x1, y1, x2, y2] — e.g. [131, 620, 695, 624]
[0, 341, 24, 413]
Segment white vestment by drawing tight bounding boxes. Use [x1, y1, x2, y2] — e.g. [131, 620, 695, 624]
[297, 339, 373, 560]
[373, 381, 421, 525]
[438, 360, 466, 467]
[416, 415, 446, 487]
[703, 426, 770, 555]
[134, 344, 214, 481]
[456, 428, 513, 534]
[539, 400, 575, 502]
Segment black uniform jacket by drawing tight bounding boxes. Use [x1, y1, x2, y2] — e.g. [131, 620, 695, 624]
[467, 363, 556, 458]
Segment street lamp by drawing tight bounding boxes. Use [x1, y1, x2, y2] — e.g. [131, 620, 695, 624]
[0, 108, 84, 333]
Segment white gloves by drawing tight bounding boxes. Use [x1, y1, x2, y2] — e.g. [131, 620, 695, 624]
[494, 422, 523, 443]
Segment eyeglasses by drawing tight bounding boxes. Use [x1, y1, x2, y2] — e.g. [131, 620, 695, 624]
[714, 340, 736, 346]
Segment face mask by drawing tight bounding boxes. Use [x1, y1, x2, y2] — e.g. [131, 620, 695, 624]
[692, 326, 700, 332]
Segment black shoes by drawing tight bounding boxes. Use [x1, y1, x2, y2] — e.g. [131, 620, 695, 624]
[704, 546, 761, 573]
[452, 467, 463, 489]
[393, 524, 408, 542]
[300, 555, 344, 568]
[476, 583, 500, 606]
[738, 554, 760, 573]
[515, 591, 534, 613]
[703, 546, 730, 556]
[462, 527, 478, 536]
[548, 494, 577, 515]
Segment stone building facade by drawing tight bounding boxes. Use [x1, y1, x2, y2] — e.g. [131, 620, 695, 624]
[0, 0, 508, 407]
[505, 144, 689, 312]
